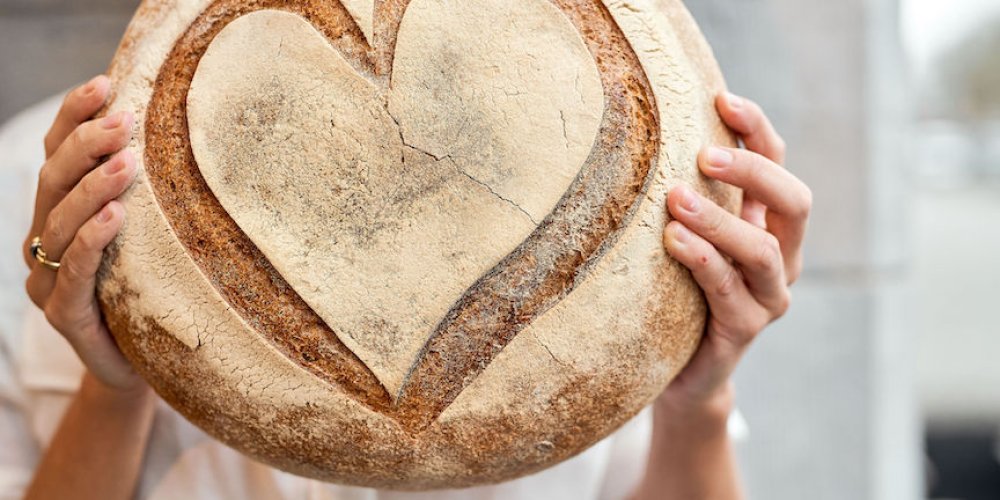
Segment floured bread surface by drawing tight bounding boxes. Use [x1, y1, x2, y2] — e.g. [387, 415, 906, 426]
[340, 0, 374, 42]
[99, 0, 740, 490]
[187, 6, 603, 396]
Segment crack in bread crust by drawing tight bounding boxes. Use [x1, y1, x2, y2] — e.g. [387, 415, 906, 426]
[140, 0, 659, 432]
[393, 0, 660, 432]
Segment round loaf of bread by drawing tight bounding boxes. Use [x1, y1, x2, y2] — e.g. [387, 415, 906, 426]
[97, 0, 739, 489]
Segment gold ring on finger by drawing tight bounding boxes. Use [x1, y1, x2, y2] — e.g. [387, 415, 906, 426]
[30, 236, 61, 271]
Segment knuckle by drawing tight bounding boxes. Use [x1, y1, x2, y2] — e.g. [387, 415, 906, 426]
[42, 211, 66, 247]
[788, 259, 804, 285]
[90, 130, 116, 157]
[74, 228, 100, 255]
[797, 185, 814, 218]
[37, 163, 58, 190]
[68, 124, 89, 154]
[772, 289, 792, 318]
[704, 212, 726, 239]
[59, 91, 76, 113]
[78, 121, 116, 157]
[78, 172, 101, 198]
[73, 82, 93, 100]
[43, 131, 59, 154]
[714, 267, 742, 298]
[63, 86, 91, 115]
[96, 130, 127, 158]
[752, 234, 782, 274]
[751, 315, 771, 338]
[747, 101, 766, 125]
[59, 250, 89, 284]
[77, 222, 111, 258]
[772, 136, 788, 159]
[64, 85, 81, 104]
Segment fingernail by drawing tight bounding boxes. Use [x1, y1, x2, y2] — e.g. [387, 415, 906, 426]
[676, 187, 700, 213]
[103, 152, 131, 175]
[101, 112, 124, 129]
[726, 92, 743, 109]
[96, 204, 114, 223]
[706, 147, 733, 169]
[82, 75, 104, 96]
[669, 223, 692, 244]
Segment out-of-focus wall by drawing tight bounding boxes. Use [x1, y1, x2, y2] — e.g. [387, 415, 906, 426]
[0, 0, 138, 123]
[905, 3, 1000, 431]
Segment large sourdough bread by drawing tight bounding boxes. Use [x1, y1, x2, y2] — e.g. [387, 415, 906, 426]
[97, 0, 739, 489]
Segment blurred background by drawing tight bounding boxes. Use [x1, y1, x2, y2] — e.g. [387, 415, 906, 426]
[0, 0, 997, 498]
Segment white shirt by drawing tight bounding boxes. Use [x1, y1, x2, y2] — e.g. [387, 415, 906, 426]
[0, 95, 745, 500]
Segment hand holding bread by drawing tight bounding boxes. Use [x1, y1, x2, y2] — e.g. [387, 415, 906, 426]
[660, 92, 811, 411]
[22, 75, 145, 394]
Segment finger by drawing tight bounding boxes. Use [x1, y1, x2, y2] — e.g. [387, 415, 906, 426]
[700, 147, 812, 280]
[30, 112, 134, 245]
[716, 92, 786, 164]
[44, 75, 111, 159]
[668, 185, 790, 314]
[663, 221, 770, 350]
[40, 150, 137, 262]
[741, 196, 767, 229]
[49, 202, 124, 319]
[28, 200, 122, 308]
[768, 213, 807, 284]
[44, 202, 133, 386]
[700, 147, 812, 220]
[44, 111, 134, 196]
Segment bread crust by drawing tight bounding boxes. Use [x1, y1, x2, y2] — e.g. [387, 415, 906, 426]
[97, 0, 739, 489]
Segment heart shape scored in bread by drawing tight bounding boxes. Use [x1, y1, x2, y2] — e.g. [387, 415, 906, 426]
[143, 0, 659, 433]
[187, 5, 604, 400]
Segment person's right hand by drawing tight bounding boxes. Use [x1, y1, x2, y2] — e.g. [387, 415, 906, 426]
[22, 75, 144, 394]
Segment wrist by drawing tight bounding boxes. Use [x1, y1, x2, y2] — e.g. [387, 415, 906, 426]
[635, 382, 743, 500]
[654, 380, 734, 432]
[79, 372, 154, 412]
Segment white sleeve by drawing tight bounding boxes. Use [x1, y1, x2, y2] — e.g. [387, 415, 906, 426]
[597, 408, 653, 500]
[0, 96, 64, 500]
[0, 345, 40, 500]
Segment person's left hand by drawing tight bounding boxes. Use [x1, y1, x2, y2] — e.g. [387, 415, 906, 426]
[658, 92, 812, 416]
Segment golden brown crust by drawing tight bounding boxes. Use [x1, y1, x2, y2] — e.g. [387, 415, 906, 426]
[97, 0, 740, 489]
[142, 0, 659, 433]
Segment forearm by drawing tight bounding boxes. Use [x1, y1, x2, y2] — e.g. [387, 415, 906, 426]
[630, 388, 743, 500]
[25, 373, 155, 500]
